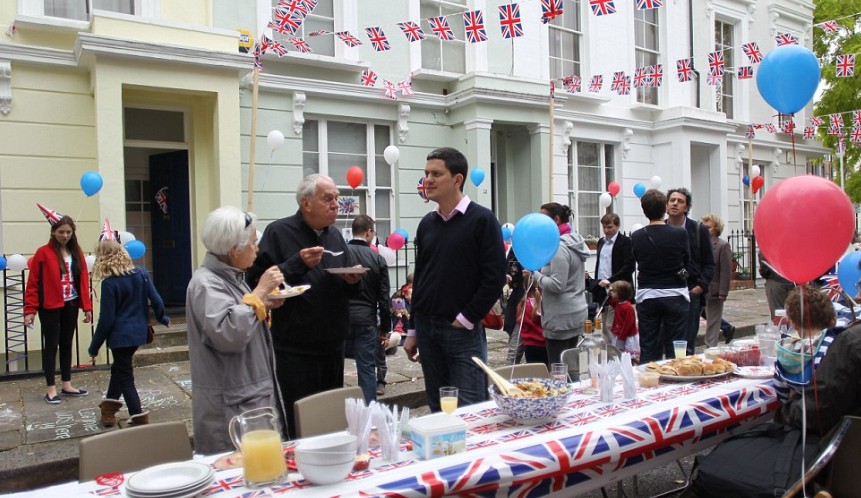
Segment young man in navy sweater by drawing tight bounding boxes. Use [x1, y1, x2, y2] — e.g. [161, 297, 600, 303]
[404, 147, 506, 412]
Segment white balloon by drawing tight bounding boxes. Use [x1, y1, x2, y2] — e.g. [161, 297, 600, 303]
[117, 231, 136, 244]
[85, 255, 96, 270]
[599, 192, 613, 209]
[267, 130, 285, 151]
[377, 245, 397, 266]
[7, 254, 27, 272]
[631, 223, 644, 232]
[751, 165, 761, 177]
[383, 145, 400, 166]
[256, 230, 263, 244]
[650, 176, 663, 189]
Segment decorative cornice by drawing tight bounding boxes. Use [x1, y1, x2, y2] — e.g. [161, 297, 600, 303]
[0, 61, 11, 115]
[292, 92, 305, 135]
[464, 118, 493, 131]
[398, 104, 410, 143]
[0, 42, 77, 67]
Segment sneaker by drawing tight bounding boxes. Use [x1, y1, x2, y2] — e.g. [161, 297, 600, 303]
[724, 326, 736, 345]
[376, 383, 386, 396]
[44, 393, 61, 404]
[60, 388, 89, 397]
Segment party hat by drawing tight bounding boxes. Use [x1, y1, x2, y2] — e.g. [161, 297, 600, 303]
[99, 218, 117, 242]
[36, 202, 63, 226]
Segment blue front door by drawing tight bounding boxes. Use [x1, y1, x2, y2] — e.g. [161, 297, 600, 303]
[149, 151, 192, 306]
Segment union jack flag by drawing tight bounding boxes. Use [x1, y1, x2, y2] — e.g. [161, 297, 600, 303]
[397, 21, 426, 42]
[289, 37, 311, 53]
[300, 0, 317, 10]
[633, 67, 650, 88]
[707, 51, 725, 76]
[706, 73, 722, 86]
[398, 77, 414, 96]
[306, 29, 327, 36]
[819, 20, 839, 33]
[802, 127, 815, 139]
[563, 411, 600, 426]
[742, 42, 763, 64]
[828, 124, 842, 135]
[360, 68, 377, 87]
[467, 439, 500, 450]
[498, 3, 524, 39]
[269, 480, 313, 493]
[335, 31, 362, 47]
[540, 0, 564, 23]
[820, 275, 844, 302]
[775, 32, 798, 46]
[831, 113, 845, 128]
[649, 63, 663, 86]
[676, 58, 693, 82]
[737, 66, 753, 79]
[268, 7, 303, 35]
[853, 110, 861, 127]
[810, 116, 824, 127]
[238, 491, 272, 498]
[382, 79, 397, 99]
[595, 404, 628, 417]
[617, 76, 631, 95]
[636, 0, 663, 9]
[89, 487, 121, 496]
[782, 119, 795, 134]
[852, 126, 861, 144]
[463, 10, 488, 43]
[155, 186, 169, 214]
[745, 125, 756, 139]
[337, 196, 358, 214]
[277, 0, 309, 16]
[565, 75, 581, 92]
[589, 0, 616, 16]
[836, 54, 855, 78]
[589, 75, 604, 92]
[365, 27, 391, 51]
[265, 40, 288, 57]
[764, 123, 776, 133]
[99, 218, 117, 242]
[499, 430, 535, 442]
[838, 134, 847, 154]
[428, 16, 455, 41]
[611, 71, 626, 92]
[203, 475, 245, 494]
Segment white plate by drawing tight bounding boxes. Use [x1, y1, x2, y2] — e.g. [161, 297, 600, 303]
[269, 284, 311, 299]
[126, 475, 213, 498]
[638, 363, 733, 382]
[126, 462, 213, 494]
[325, 267, 369, 275]
[734, 366, 774, 379]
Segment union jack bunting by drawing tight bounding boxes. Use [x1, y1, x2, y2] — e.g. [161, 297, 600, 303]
[633, 67, 650, 88]
[649, 63, 663, 86]
[398, 77, 414, 96]
[828, 124, 841, 135]
[837, 134, 847, 154]
[853, 110, 861, 127]
[775, 32, 798, 46]
[836, 54, 855, 78]
[300, 0, 317, 10]
[462, 10, 488, 43]
[611, 71, 626, 92]
[306, 29, 327, 36]
[636, 0, 663, 9]
[289, 37, 311, 53]
[268, 7, 303, 35]
[742, 42, 763, 63]
[397, 21, 426, 42]
[382, 79, 397, 99]
[831, 113, 845, 128]
[737, 66, 753, 79]
[819, 20, 839, 33]
[589, 0, 616, 16]
[277, 0, 309, 16]
[810, 116, 824, 127]
[589, 75, 604, 92]
[540, 0, 564, 23]
[565, 75, 581, 92]
[803, 127, 815, 139]
[745, 125, 756, 139]
[852, 126, 861, 144]
[707, 51, 725, 76]
[258, 34, 287, 57]
[365, 27, 391, 51]
[782, 119, 795, 134]
[676, 58, 693, 82]
[617, 75, 631, 95]
[498, 3, 524, 39]
[360, 68, 377, 87]
[335, 31, 362, 47]
[706, 73, 722, 86]
[764, 123, 776, 133]
[428, 16, 455, 41]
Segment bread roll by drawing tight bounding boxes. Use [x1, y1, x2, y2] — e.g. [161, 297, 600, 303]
[702, 363, 717, 375]
[659, 365, 678, 375]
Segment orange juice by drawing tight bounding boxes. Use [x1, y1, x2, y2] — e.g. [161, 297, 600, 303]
[440, 396, 458, 414]
[241, 429, 286, 485]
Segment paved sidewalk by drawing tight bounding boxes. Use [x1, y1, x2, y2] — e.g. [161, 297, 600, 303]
[0, 286, 771, 493]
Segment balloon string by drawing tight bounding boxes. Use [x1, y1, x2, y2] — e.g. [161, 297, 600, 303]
[75, 198, 85, 224]
[259, 150, 274, 193]
[790, 115, 798, 170]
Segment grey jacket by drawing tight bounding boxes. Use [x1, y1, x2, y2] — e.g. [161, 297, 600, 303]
[186, 253, 285, 455]
[534, 232, 590, 340]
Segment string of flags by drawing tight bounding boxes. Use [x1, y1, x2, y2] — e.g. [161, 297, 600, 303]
[744, 109, 861, 152]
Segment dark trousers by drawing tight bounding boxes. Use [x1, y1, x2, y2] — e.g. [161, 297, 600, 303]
[524, 345, 549, 367]
[375, 337, 387, 385]
[38, 300, 79, 387]
[638, 295, 689, 363]
[106, 346, 142, 415]
[684, 293, 705, 355]
[545, 337, 580, 366]
[275, 346, 344, 439]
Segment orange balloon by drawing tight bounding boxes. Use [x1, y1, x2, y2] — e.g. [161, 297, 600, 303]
[346, 166, 364, 189]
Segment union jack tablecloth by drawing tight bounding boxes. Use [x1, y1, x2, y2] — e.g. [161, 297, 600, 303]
[69, 376, 776, 498]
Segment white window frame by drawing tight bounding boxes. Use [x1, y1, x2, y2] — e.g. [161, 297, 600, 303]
[268, 0, 336, 57]
[715, 18, 736, 119]
[548, 0, 583, 81]
[634, 8, 660, 105]
[568, 141, 615, 239]
[419, 0, 467, 74]
[20, 0, 152, 20]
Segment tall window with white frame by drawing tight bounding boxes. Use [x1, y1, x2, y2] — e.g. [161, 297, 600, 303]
[740, 163, 762, 232]
[420, 0, 466, 73]
[715, 19, 735, 119]
[634, 8, 660, 105]
[548, 0, 583, 82]
[42, 0, 134, 20]
[569, 141, 615, 238]
[270, 0, 335, 56]
[302, 120, 393, 239]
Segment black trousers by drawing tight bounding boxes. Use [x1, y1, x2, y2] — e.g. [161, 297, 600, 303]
[106, 346, 142, 415]
[38, 299, 79, 387]
[275, 345, 345, 439]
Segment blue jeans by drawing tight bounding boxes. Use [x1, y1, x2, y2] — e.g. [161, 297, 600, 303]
[415, 313, 487, 412]
[346, 324, 379, 403]
[638, 295, 689, 363]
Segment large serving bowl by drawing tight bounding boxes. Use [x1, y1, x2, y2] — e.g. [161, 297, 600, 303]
[488, 377, 573, 425]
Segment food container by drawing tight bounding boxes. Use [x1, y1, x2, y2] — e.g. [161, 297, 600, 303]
[719, 341, 761, 367]
[638, 371, 660, 387]
[488, 378, 572, 425]
[409, 413, 466, 460]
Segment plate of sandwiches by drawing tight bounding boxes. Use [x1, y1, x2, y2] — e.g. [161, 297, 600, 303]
[640, 356, 736, 381]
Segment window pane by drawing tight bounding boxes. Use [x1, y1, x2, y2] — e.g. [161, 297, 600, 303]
[578, 165, 602, 190]
[125, 108, 185, 142]
[442, 41, 466, 73]
[421, 40, 442, 71]
[314, 0, 333, 17]
[577, 142, 600, 165]
[126, 180, 141, 202]
[327, 122, 366, 154]
[302, 120, 318, 151]
[94, 0, 134, 14]
[45, 1, 88, 20]
[304, 16, 335, 55]
[375, 190, 391, 219]
[303, 153, 319, 175]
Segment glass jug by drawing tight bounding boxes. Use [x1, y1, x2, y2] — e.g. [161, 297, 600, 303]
[229, 407, 286, 488]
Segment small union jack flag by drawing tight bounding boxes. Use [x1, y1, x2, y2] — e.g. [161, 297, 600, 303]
[636, 0, 663, 9]
[737, 66, 753, 79]
[278, 0, 309, 16]
[337, 196, 359, 214]
[550, 79, 555, 99]
[499, 430, 535, 442]
[611, 71, 626, 92]
[300, 0, 317, 10]
[707, 51, 725, 76]
[428, 16, 455, 41]
[268, 7, 303, 35]
[289, 37, 311, 53]
[498, 3, 524, 39]
[819, 20, 839, 33]
[676, 58, 693, 82]
[828, 125, 840, 136]
[836, 54, 855, 78]
[238, 490, 272, 498]
[589, 0, 616, 16]
[803, 127, 815, 139]
[306, 29, 327, 36]
[397, 21, 426, 42]
[649, 63, 663, 86]
[266, 41, 288, 56]
[853, 111, 861, 127]
[745, 125, 756, 139]
[782, 119, 795, 134]
[706, 73, 722, 86]
[589, 74, 604, 92]
[382, 79, 397, 99]
[831, 113, 845, 128]
[154, 187, 169, 214]
[204, 475, 245, 493]
[775, 32, 798, 46]
[365, 27, 391, 51]
[565, 75, 581, 92]
[463, 10, 488, 43]
[360, 68, 377, 87]
[617, 75, 631, 95]
[335, 31, 362, 47]
[851, 126, 861, 144]
[540, 0, 564, 23]
[820, 275, 845, 302]
[466, 439, 500, 450]
[633, 67, 649, 88]
[742, 42, 763, 63]
[764, 123, 776, 133]
[810, 116, 824, 127]
[837, 134, 847, 154]
[398, 77, 414, 96]
[89, 486, 122, 496]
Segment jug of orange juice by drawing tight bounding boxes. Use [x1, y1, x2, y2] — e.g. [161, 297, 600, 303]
[229, 407, 286, 488]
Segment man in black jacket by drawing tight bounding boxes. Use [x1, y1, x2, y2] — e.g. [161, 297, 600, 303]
[346, 215, 391, 402]
[592, 213, 635, 343]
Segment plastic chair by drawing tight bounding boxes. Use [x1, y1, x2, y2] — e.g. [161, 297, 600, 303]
[560, 348, 581, 377]
[782, 415, 861, 498]
[492, 363, 551, 381]
[293, 386, 363, 438]
[78, 421, 192, 482]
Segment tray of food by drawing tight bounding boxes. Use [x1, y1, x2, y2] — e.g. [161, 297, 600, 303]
[640, 356, 736, 381]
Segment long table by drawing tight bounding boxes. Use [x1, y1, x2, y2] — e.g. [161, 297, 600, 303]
[26, 374, 777, 497]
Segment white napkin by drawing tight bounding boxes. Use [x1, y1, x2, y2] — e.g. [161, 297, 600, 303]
[620, 352, 637, 399]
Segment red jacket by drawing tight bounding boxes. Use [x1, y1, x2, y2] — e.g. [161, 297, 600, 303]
[610, 299, 638, 341]
[518, 297, 545, 348]
[24, 244, 92, 315]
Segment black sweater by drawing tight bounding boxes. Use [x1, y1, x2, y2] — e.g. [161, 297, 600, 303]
[631, 224, 690, 289]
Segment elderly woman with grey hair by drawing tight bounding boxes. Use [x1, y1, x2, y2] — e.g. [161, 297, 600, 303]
[186, 206, 286, 454]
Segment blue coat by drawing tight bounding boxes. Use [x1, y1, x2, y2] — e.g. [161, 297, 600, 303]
[89, 268, 168, 355]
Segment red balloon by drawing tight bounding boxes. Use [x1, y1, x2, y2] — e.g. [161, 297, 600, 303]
[607, 181, 621, 197]
[346, 166, 364, 189]
[387, 232, 405, 251]
[369, 244, 379, 254]
[751, 175, 765, 194]
[754, 175, 854, 283]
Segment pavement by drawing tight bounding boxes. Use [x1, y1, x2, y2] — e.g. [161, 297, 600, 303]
[0, 285, 771, 494]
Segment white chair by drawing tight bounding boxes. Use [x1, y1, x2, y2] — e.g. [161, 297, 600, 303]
[293, 386, 363, 438]
[492, 363, 551, 381]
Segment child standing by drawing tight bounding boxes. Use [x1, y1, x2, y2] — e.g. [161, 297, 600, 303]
[609, 280, 639, 362]
[518, 278, 548, 366]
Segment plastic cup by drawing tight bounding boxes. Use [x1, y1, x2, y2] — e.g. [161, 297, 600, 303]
[673, 340, 687, 358]
[439, 387, 458, 414]
[550, 363, 568, 382]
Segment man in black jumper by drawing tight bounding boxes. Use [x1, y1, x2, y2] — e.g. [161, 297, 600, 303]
[404, 147, 506, 412]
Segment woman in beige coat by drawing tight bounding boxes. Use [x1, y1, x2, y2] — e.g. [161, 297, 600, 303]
[701, 214, 732, 348]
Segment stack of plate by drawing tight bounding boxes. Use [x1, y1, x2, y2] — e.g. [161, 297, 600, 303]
[125, 461, 215, 498]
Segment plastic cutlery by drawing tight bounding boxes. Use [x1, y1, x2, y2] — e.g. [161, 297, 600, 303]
[322, 249, 344, 256]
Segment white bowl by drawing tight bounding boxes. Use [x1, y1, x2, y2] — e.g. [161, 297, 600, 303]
[295, 433, 356, 454]
[294, 449, 355, 466]
[296, 459, 354, 486]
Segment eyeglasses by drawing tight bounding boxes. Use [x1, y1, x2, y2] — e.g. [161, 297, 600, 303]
[244, 212, 253, 229]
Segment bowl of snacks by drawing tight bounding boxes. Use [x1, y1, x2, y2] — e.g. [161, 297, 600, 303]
[488, 378, 572, 425]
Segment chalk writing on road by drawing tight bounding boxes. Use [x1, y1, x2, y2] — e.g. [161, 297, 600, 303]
[139, 389, 179, 410]
[25, 408, 100, 440]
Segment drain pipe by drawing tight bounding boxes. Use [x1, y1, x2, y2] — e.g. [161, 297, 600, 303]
[690, 0, 701, 108]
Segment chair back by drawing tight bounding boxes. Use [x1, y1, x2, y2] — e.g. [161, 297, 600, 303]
[782, 415, 861, 498]
[78, 421, 192, 482]
[293, 386, 363, 438]
[492, 363, 550, 381]
[560, 348, 580, 377]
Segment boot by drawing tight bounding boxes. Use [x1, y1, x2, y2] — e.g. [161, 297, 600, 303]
[126, 411, 150, 427]
[99, 399, 124, 427]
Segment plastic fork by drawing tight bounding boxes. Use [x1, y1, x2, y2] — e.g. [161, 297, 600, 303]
[322, 249, 344, 256]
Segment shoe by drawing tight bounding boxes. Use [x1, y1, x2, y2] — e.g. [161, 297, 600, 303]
[724, 326, 736, 345]
[126, 411, 150, 427]
[44, 394, 61, 404]
[376, 383, 386, 396]
[60, 388, 89, 397]
[99, 399, 125, 427]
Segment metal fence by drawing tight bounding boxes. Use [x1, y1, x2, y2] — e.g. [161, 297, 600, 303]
[725, 229, 758, 280]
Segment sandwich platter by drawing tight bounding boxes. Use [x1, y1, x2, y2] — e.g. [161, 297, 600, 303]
[639, 355, 735, 382]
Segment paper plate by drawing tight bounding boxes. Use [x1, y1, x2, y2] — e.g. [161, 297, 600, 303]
[126, 461, 213, 495]
[269, 284, 311, 299]
[325, 267, 369, 275]
[733, 366, 775, 379]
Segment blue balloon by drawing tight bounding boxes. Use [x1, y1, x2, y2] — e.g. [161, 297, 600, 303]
[837, 251, 861, 297]
[501, 226, 512, 242]
[394, 228, 409, 241]
[470, 168, 485, 187]
[742, 175, 750, 187]
[756, 45, 821, 115]
[124, 240, 146, 260]
[80, 171, 103, 197]
[512, 213, 560, 271]
[0, 256, 6, 271]
[633, 183, 647, 198]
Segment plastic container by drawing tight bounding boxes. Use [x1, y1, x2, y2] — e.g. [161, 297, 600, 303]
[638, 371, 660, 387]
[410, 413, 466, 460]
